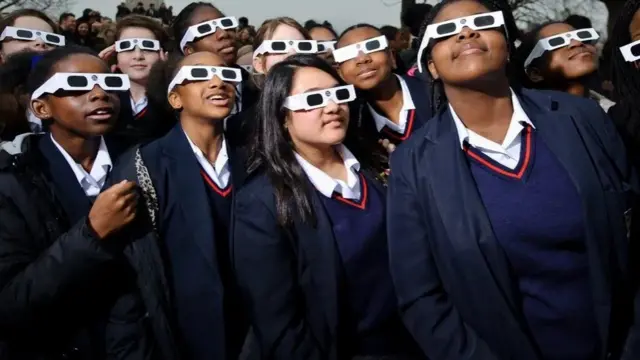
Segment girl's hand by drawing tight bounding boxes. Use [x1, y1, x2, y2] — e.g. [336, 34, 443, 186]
[99, 44, 116, 61]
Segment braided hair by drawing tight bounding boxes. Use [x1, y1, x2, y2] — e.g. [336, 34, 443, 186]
[417, 0, 520, 114]
[611, 0, 640, 104]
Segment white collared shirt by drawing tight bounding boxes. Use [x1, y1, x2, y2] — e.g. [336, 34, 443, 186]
[450, 88, 535, 170]
[295, 145, 361, 200]
[184, 132, 230, 189]
[130, 96, 149, 115]
[50, 134, 113, 197]
[367, 74, 416, 133]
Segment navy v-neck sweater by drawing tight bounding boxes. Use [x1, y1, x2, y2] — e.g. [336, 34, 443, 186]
[465, 127, 600, 360]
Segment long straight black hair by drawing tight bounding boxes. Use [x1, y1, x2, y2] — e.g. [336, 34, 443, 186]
[418, 0, 521, 113]
[249, 54, 388, 227]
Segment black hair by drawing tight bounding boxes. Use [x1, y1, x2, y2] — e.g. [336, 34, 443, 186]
[0, 50, 39, 139]
[172, 2, 222, 52]
[58, 12, 75, 24]
[380, 25, 399, 42]
[564, 14, 592, 30]
[307, 23, 338, 39]
[417, 0, 520, 113]
[26, 45, 98, 95]
[249, 54, 388, 227]
[145, 52, 184, 121]
[513, 20, 564, 88]
[338, 23, 381, 42]
[611, 0, 640, 103]
[401, 3, 433, 37]
[239, 16, 249, 27]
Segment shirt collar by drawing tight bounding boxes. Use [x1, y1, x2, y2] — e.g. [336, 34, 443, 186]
[50, 134, 113, 186]
[130, 96, 148, 115]
[368, 74, 416, 132]
[450, 88, 535, 149]
[184, 132, 229, 175]
[294, 144, 361, 198]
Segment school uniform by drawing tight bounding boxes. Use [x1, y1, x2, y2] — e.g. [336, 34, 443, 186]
[107, 123, 250, 360]
[111, 91, 175, 150]
[225, 65, 260, 148]
[387, 87, 640, 360]
[359, 75, 432, 146]
[0, 133, 147, 359]
[233, 145, 420, 360]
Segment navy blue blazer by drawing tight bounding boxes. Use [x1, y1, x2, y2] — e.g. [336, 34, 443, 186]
[109, 124, 250, 360]
[356, 74, 433, 145]
[232, 171, 389, 360]
[387, 88, 640, 360]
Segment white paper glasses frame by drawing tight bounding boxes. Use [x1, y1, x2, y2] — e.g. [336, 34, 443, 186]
[0, 26, 65, 46]
[317, 41, 337, 53]
[524, 28, 599, 68]
[253, 40, 318, 58]
[167, 66, 242, 94]
[619, 39, 640, 62]
[179, 16, 238, 54]
[416, 11, 505, 73]
[333, 35, 388, 63]
[31, 73, 130, 100]
[283, 84, 356, 111]
[115, 38, 161, 52]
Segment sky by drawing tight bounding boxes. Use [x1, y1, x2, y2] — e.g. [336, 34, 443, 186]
[69, 0, 608, 41]
[71, 0, 405, 32]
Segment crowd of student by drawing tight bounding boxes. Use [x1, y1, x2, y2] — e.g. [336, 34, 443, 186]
[0, 0, 639, 359]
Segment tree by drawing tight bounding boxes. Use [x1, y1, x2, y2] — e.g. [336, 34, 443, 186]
[0, 0, 74, 17]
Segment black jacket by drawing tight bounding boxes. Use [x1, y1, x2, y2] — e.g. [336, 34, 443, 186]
[0, 134, 152, 360]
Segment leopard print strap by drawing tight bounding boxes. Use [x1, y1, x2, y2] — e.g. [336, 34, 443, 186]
[134, 148, 160, 236]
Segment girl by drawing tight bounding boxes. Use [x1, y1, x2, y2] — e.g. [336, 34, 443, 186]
[252, 17, 314, 78]
[608, 0, 640, 171]
[173, 2, 259, 146]
[516, 21, 614, 110]
[307, 23, 338, 62]
[336, 24, 432, 153]
[0, 9, 63, 62]
[387, 1, 640, 360]
[75, 19, 96, 49]
[173, 2, 258, 112]
[0, 46, 143, 359]
[109, 50, 250, 360]
[99, 14, 172, 148]
[0, 50, 43, 140]
[232, 54, 417, 360]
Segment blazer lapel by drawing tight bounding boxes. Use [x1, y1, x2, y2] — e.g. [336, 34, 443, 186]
[424, 112, 539, 357]
[293, 189, 340, 352]
[226, 140, 247, 188]
[403, 75, 432, 123]
[522, 94, 612, 350]
[161, 125, 218, 272]
[38, 135, 93, 223]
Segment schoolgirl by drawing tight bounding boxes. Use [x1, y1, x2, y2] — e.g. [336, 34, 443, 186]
[172, 2, 258, 116]
[99, 14, 172, 148]
[232, 54, 419, 359]
[387, 1, 639, 359]
[516, 21, 614, 110]
[0, 9, 63, 62]
[608, 0, 640, 170]
[335, 24, 432, 153]
[109, 50, 251, 360]
[307, 23, 338, 62]
[0, 46, 142, 359]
